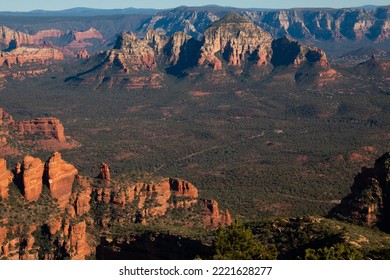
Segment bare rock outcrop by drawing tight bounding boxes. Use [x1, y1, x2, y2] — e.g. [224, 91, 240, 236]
[31, 29, 62, 42]
[98, 163, 110, 181]
[0, 47, 64, 68]
[67, 221, 91, 260]
[0, 26, 34, 47]
[110, 32, 157, 71]
[18, 118, 66, 142]
[21, 156, 44, 202]
[198, 13, 273, 70]
[76, 49, 90, 59]
[202, 199, 232, 228]
[0, 159, 13, 199]
[169, 178, 198, 198]
[330, 152, 390, 232]
[164, 31, 192, 65]
[271, 35, 329, 67]
[144, 29, 168, 55]
[45, 152, 78, 208]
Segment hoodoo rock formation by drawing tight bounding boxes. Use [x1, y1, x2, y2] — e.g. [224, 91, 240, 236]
[76, 49, 90, 59]
[98, 163, 110, 181]
[0, 159, 13, 199]
[21, 156, 44, 202]
[330, 152, 390, 232]
[45, 152, 78, 209]
[202, 199, 232, 227]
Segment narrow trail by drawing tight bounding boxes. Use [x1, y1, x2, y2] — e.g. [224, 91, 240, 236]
[154, 132, 265, 172]
[276, 193, 341, 204]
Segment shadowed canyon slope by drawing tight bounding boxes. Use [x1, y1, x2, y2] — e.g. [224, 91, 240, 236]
[67, 13, 335, 90]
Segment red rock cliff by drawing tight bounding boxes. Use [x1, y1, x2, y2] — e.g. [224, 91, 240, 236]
[18, 118, 66, 142]
[0, 47, 64, 68]
[21, 156, 44, 202]
[45, 152, 78, 209]
[0, 159, 13, 199]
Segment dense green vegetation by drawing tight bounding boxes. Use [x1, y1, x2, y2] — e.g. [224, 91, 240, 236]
[212, 221, 277, 260]
[0, 61, 389, 221]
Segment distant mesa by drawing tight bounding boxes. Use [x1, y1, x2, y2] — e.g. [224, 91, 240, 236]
[67, 13, 336, 90]
[0, 108, 78, 157]
[141, 6, 390, 43]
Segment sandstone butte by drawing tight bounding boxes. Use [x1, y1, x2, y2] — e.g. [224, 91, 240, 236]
[17, 118, 66, 142]
[0, 47, 64, 68]
[21, 156, 44, 202]
[45, 152, 78, 209]
[0, 25, 104, 54]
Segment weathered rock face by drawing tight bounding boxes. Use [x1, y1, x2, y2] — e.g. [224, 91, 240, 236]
[202, 199, 232, 227]
[330, 152, 390, 232]
[98, 163, 110, 181]
[110, 32, 157, 71]
[45, 152, 78, 208]
[0, 47, 64, 68]
[198, 13, 273, 70]
[164, 31, 192, 65]
[74, 28, 103, 42]
[94, 178, 199, 217]
[21, 156, 44, 202]
[0, 159, 13, 199]
[169, 178, 198, 198]
[76, 49, 89, 59]
[141, 6, 390, 42]
[0, 26, 34, 47]
[67, 221, 91, 260]
[31, 29, 62, 42]
[140, 7, 219, 40]
[17, 118, 66, 142]
[271, 35, 329, 67]
[73, 177, 92, 216]
[64, 28, 104, 50]
[144, 29, 168, 55]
